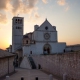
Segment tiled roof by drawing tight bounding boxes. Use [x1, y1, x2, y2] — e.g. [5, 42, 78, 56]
[67, 44, 80, 47]
[0, 49, 15, 58]
[23, 35, 29, 38]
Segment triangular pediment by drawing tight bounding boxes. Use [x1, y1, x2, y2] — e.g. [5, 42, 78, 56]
[36, 19, 56, 31]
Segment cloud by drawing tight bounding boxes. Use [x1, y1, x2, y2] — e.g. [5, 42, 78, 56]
[42, 0, 48, 4]
[0, 0, 52, 24]
[11, 0, 21, 14]
[0, 0, 11, 10]
[65, 5, 69, 11]
[28, 7, 40, 22]
[11, 0, 38, 15]
[0, 0, 39, 15]
[57, 0, 66, 6]
[0, 0, 40, 24]
[34, 12, 40, 18]
[0, 13, 7, 24]
[57, 0, 70, 11]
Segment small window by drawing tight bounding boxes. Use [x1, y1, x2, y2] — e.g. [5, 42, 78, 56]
[20, 19, 22, 24]
[16, 19, 17, 21]
[16, 26, 22, 29]
[34, 41, 35, 44]
[16, 27, 19, 29]
[18, 19, 19, 21]
[26, 40, 28, 44]
[45, 26, 48, 30]
[15, 19, 17, 24]
[30, 51, 32, 54]
[15, 20, 17, 23]
[18, 27, 19, 29]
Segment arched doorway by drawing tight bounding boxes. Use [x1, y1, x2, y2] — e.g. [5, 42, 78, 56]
[43, 44, 51, 54]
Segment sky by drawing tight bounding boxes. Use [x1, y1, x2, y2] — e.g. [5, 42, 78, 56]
[0, 0, 80, 50]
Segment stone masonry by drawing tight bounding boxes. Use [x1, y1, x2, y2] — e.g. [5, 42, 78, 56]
[0, 57, 14, 77]
[32, 51, 80, 80]
[0, 49, 15, 77]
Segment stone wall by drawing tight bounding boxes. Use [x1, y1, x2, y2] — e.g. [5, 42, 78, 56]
[32, 52, 80, 80]
[0, 57, 14, 77]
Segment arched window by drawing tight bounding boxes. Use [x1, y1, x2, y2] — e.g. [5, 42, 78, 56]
[16, 19, 17, 21]
[15, 19, 17, 23]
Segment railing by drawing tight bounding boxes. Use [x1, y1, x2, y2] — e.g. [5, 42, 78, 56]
[28, 56, 36, 69]
[26, 56, 32, 69]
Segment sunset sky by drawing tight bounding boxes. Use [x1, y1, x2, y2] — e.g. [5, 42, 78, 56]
[0, 0, 80, 50]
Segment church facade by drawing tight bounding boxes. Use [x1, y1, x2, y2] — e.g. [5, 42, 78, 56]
[12, 16, 66, 55]
[22, 19, 66, 55]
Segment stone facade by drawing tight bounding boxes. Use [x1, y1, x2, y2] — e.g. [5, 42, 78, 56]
[23, 19, 66, 55]
[66, 44, 80, 52]
[15, 49, 23, 67]
[32, 52, 80, 80]
[0, 49, 15, 77]
[0, 57, 14, 77]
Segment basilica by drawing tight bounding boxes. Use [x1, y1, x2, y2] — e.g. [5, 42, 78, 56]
[23, 19, 66, 55]
[12, 17, 66, 55]
[5, 17, 80, 80]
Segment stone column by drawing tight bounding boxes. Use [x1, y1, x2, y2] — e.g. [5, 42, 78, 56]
[21, 76, 24, 80]
[6, 76, 10, 80]
[63, 73, 67, 80]
[35, 77, 38, 80]
[49, 74, 53, 80]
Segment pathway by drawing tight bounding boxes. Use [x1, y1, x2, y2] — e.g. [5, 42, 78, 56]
[3, 68, 57, 80]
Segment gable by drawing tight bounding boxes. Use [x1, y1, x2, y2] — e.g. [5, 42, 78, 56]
[36, 19, 56, 31]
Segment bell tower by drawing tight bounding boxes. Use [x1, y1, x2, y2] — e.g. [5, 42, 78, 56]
[12, 17, 24, 53]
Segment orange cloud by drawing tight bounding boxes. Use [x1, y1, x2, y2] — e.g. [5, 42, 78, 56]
[42, 0, 48, 4]
[0, 0, 11, 10]
[0, 0, 39, 15]
[34, 12, 40, 18]
[0, 0, 40, 24]
[65, 6, 69, 11]
[57, 0, 70, 11]
[0, 13, 7, 24]
[10, 0, 38, 15]
[57, 0, 66, 6]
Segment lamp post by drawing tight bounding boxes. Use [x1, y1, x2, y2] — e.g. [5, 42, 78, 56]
[8, 57, 9, 75]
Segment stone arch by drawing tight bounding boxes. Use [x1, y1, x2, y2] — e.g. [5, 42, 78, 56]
[43, 44, 51, 54]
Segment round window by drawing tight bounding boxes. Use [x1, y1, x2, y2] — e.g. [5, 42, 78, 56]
[44, 33, 50, 40]
[45, 26, 48, 30]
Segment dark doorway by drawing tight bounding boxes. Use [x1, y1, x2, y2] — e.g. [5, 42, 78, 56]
[43, 44, 51, 54]
[30, 51, 32, 54]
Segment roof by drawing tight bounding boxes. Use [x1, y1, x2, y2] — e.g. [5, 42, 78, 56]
[16, 48, 22, 51]
[23, 35, 29, 38]
[67, 44, 80, 47]
[23, 32, 33, 38]
[0, 49, 15, 58]
[35, 19, 56, 31]
[40, 19, 52, 27]
[13, 16, 24, 19]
